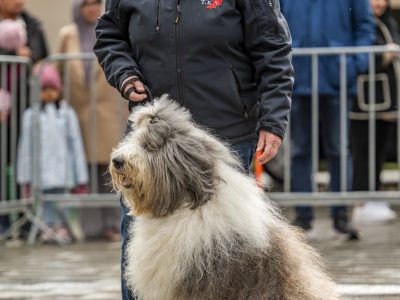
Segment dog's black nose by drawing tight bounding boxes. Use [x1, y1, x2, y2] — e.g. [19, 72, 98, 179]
[112, 157, 125, 170]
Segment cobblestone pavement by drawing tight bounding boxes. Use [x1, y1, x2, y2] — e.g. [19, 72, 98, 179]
[1, 217, 400, 300]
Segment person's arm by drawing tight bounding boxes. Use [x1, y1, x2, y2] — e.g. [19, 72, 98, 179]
[0, 46, 32, 58]
[380, 17, 400, 69]
[67, 107, 89, 186]
[38, 33, 48, 61]
[30, 29, 48, 63]
[238, 0, 294, 163]
[17, 110, 33, 185]
[351, 0, 376, 74]
[94, 0, 147, 101]
[24, 14, 49, 63]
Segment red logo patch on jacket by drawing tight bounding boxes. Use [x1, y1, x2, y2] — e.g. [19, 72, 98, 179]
[201, 0, 222, 9]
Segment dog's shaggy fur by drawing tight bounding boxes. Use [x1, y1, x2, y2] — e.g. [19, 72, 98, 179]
[110, 96, 339, 300]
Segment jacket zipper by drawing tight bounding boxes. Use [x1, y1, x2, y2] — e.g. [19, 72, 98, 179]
[175, 0, 184, 104]
[175, 0, 182, 24]
[156, 0, 161, 31]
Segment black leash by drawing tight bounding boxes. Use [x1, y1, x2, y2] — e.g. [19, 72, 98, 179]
[121, 78, 153, 102]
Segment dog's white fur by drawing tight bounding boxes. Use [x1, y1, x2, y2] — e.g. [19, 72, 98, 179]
[110, 96, 339, 300]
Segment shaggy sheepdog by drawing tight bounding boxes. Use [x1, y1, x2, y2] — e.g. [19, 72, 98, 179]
[110, 96, 339, 300]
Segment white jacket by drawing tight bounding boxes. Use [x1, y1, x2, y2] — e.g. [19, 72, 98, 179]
[17, 100, 88, 189]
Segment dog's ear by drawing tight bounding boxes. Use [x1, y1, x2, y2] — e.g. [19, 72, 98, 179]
[143, 134, 218, 217]
[139, 116, 173, 151]
[131, 96, 192, 151]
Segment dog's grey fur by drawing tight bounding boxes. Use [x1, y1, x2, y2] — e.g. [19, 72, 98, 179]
[110, 96, 339, 300]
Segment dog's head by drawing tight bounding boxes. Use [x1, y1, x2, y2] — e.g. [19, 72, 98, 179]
[110, 95, 237, 218]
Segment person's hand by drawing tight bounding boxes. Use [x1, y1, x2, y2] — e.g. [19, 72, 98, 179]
[256, 130, 282, 165]
[383, 43, 399, 66]
[123, 78, 148, 102]
[16, 46, 32, 58]
[72, 184, 89, 194]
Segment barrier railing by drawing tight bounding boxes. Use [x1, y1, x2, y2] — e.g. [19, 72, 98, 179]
[25, 53, 126, 244]
[268, 45, 400, 205]
[2, 46, 400, 244]
[0, 55, 32, 241]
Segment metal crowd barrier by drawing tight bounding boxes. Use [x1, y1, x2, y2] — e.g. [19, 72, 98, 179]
[40, 48, 400, 211]
[0, 55, 33, 241]
[269, 45, 400, 205]
[2, 46, 400, 244]
[26, 53, 126, 244]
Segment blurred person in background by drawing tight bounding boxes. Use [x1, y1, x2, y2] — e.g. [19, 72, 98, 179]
[57, 0, 127, 241]
[351, 0, 399, 224]
[0, 0, 48, 62]
[0, 19, 26, 122]
[17, 64, 88, 243]
[280, 0, 375, 240]
[0, 0, 48, 234]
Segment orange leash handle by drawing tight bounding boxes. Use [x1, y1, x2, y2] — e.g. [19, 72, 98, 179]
[254, 150, 263, 188]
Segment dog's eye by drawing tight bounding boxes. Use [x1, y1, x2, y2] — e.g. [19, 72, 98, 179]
[150, 116, 158, 124]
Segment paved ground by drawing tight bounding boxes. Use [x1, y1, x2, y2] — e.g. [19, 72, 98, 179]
[1, 212, 400, 300]
[314, 219, 400, 300]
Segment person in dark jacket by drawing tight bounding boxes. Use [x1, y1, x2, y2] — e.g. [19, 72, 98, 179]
[94, 0, 293, 298]
[0, 0, 48, 62]
[280, 0, 375, 240]
[350, 0, 399, 223]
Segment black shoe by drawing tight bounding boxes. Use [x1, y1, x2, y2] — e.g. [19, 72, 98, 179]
[292, 216, 312, 231]
[333, 214, 360, 241]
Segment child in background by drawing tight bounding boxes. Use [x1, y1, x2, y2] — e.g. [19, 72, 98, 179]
[17, 63, 88, 243]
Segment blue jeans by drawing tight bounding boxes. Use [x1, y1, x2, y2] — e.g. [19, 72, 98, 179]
[42, 188, 67, 226]
[291, 96, 352, 221]
[120, 139, 256, 300]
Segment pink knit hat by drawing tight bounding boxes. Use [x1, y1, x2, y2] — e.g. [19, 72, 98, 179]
[0, 19, 27, 51]
[33, 64, 63, 92]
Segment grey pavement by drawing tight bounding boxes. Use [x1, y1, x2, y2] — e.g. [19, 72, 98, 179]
[1, 212, 400, 300]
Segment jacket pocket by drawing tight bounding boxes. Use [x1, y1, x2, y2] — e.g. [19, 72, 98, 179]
[230, 68, 249, 119]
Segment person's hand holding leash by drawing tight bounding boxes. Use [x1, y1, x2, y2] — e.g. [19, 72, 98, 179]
[121, 77, 148, 101]
[256, 130, 282, 164]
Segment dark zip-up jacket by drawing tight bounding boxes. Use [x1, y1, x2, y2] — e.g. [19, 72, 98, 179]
[94, 0, 293, 143]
